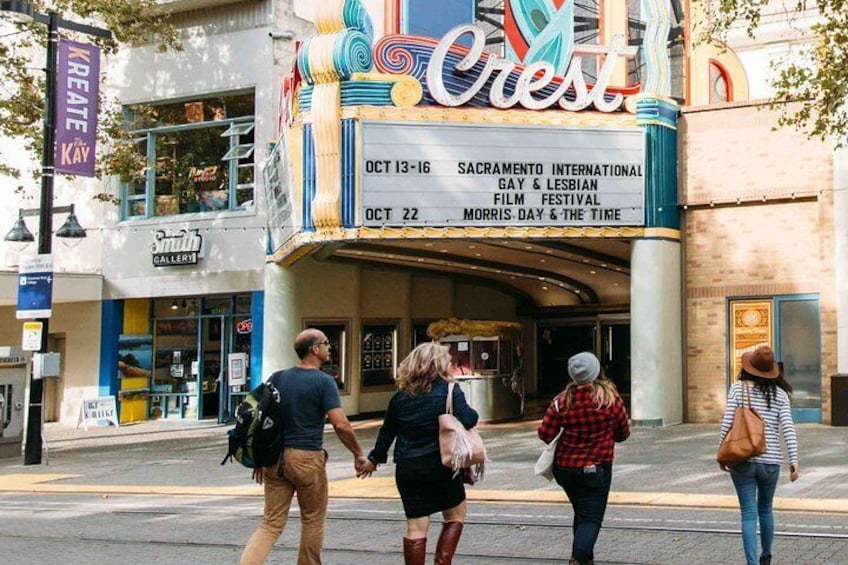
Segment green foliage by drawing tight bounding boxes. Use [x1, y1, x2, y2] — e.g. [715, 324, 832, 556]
[702, 0, 848, 144]
[0, 0, 181, 201]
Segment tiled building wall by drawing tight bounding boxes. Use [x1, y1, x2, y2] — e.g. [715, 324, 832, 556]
[680, 102, 835, 422]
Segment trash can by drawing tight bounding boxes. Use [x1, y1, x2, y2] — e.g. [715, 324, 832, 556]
[832, 374, 848, 426]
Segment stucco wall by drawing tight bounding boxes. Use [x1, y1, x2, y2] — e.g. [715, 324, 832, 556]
[287, 257, 520, 415]
[0, 302, 101, 427]
[680, 102, 835, 422]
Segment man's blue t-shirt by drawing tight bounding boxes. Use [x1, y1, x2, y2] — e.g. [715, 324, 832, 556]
[270, 367, 341, 451]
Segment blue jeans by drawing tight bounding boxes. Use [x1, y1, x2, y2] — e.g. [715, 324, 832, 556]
[729, 461, 780, 565]
[553, 462, 612, 564]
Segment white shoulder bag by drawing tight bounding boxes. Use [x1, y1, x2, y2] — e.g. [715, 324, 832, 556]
[534, 398, 563, 481]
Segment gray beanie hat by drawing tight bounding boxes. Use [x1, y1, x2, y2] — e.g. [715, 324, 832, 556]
[568, 352, 600, 385]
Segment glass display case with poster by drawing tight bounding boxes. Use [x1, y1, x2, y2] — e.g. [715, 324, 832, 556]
[428, 318, 525, 422]
[361, 323, 397, 388]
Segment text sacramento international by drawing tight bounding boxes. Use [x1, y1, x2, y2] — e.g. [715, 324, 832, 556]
[456, 162, 642, 177]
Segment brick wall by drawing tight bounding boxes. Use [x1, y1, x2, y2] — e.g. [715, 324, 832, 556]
[680, 102, 835, 422]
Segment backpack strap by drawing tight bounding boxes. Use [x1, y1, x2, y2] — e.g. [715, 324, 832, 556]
[220, 428, 236, 465]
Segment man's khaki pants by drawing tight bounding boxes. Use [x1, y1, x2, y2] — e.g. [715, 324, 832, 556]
[240, 448, 328, 565]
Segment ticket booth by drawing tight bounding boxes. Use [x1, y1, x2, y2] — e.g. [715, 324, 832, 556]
[429, 319, 524, 422]
[0, 347, 27, 459]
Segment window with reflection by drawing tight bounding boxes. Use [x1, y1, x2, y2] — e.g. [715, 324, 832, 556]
[151, 317, 199, 419]
[123, 91, 255, 219]
[305, 320, 349, 394]
[709, 61, 731, 104]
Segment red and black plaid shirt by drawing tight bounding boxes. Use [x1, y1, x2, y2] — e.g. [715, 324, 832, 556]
[537, 385, 630, 469]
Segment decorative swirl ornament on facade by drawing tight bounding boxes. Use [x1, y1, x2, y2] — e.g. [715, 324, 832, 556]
[297, 0, 376, 230]
[426, 25, 638, 113]
[506, 0, 577, 78]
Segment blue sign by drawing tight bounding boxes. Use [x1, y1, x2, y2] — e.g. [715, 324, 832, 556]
[16, 254, 53, 319]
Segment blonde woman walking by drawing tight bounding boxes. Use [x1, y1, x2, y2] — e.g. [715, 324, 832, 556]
[358, 342, 479, 565]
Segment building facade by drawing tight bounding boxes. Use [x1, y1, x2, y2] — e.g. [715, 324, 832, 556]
[0, 0, 843, 431]
[268, 0, 683, 424]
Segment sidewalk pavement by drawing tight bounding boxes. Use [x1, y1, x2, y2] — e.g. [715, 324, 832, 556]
[1, 417, 846, 515]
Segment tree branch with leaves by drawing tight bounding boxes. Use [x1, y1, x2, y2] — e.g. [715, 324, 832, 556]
[701, 0, 848, 144]
[0, 0, 181, 200]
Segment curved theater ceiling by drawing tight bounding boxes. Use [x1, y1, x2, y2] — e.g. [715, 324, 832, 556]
[323, 237, 632, 310]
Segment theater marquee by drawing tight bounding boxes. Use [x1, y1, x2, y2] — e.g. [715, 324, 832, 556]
[360, 122, 645, 228]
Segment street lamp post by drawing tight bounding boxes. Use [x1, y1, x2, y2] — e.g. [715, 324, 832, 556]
[0, 1, 110, 465]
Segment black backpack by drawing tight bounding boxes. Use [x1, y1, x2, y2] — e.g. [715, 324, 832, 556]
[220, 379, 284, 468]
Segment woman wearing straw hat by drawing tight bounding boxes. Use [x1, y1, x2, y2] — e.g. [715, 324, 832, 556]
[719, 345, 800, 565]
[538, 351, 630, 565]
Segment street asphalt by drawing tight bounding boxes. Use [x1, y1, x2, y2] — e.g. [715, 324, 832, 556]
[0, 414, 846, 564]
[3, 415, 845, 512]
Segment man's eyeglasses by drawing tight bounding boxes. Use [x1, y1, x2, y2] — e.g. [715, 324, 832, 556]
[312, 339, 330, 347]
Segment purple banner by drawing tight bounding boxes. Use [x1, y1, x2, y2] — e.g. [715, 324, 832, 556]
[55, 39, 100, 177]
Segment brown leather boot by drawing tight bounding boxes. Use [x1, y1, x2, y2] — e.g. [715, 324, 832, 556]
[434, 521, 464, 565]
[403, 537, 426, 565]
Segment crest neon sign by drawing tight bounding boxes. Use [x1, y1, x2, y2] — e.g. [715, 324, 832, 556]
[426, 25, 638, 113]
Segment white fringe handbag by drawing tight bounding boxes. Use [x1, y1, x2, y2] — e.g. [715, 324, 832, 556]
[534, 398, 562, 481]
[438, 382, 487, 481]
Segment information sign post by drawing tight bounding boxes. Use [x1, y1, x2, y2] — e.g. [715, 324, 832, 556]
[16, 255, 53, 319]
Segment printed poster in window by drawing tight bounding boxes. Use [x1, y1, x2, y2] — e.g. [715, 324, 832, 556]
[729, 300, 772, 379]
[184, 101, 204, 123]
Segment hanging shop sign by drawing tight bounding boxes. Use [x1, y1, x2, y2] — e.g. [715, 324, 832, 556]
[150, 229, 203, 267]
[55, 39, 101, 177]
[361, 121, 645, 228]
[262, 137, 297, 250]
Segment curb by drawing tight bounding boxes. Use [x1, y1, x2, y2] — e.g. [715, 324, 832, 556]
[2, 473, 847, 514]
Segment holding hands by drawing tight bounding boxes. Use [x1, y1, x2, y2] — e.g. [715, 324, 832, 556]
[356, 457, 377, 478]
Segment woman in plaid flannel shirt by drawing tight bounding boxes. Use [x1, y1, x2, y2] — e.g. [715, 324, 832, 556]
[538, 351, 631, 565]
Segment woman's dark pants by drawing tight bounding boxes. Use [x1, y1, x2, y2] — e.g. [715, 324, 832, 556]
[553, 462, 613, 564]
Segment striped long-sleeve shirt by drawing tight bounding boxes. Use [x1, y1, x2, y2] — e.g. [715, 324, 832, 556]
[719, 381, 799, 467]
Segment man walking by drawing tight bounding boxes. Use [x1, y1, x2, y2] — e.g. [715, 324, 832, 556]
[240, 328, 367, 565]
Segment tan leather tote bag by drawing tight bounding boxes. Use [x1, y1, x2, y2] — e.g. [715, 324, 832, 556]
[717, 383, 766, 467]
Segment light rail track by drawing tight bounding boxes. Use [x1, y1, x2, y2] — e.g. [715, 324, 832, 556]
[0, 532, 653, 564]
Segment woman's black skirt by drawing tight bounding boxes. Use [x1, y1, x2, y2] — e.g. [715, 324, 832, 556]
[395, 452, 465, 518]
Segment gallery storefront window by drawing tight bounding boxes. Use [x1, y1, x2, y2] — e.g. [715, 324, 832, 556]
[150, 294, 253, 419]
[123, 91, 255, 219]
